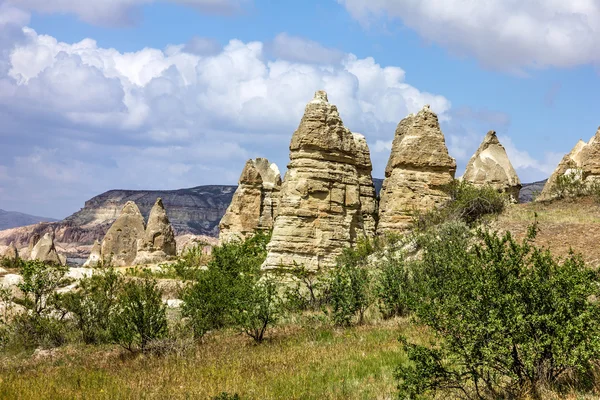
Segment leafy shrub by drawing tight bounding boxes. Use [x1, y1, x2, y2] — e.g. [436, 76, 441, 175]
[397, 223, 600, 399]
[375, 254, 413, 319]
[283, 263, 329, 313]
[328, 244, 375, 326]
[18, 260, 69, 315]
[62, 267, 123, 344]
[111, 277, 168, 352]
[181, 231, 276, 341]
[0, 255, 24, 270]
[414, 180, 506, 230]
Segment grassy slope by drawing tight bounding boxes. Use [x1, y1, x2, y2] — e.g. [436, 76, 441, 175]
[0, 320, 419, 400]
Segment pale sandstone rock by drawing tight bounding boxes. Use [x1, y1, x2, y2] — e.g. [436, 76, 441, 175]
[219, 158, 281, 243]
[101, 201, 145, 266]
[263, 90, 374, 271]
[538, 127, 600, 201]
[353, 133, 378, 236]
[83, 240, 102, 267]
[462, 131, 521, 201]
[133, 198, 177, 265]
[378, 105, 457, 233]
[30, 232, 64, 265]
[2, 242, 18, 261]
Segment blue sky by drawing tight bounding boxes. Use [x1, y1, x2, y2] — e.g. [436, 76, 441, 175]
[0, 0, 599, 218]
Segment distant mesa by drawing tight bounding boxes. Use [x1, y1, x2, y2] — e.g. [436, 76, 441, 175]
[538, 127, 600, 201]
[462, 130, 521, 202]
[378, 105, 457, 233]
[219, 158, 282, 243]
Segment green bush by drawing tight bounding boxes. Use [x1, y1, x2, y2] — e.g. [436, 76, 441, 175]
[397, 222, 600, 399]
[376, 254, 413, 319]
[62, 267, 123, 344]
[328, 244, 375, 326]
[18, 260, 69, 315]
[414, 180, 506, 230]
[111, 277, 168, 353]
[181, 231, 275, 341]
[283, 263, 329, 313]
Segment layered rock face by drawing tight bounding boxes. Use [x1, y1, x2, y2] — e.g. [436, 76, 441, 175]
[378, 105, 457, 232]
[83, 240, 102, 267]
[263, 91, 376, 271]
[30, 232, 64, 265]
[353, 133, 378, 236]
[100, 201, 145, 266]
[538, 127, 600, 201]
[133, 198, 177, 265]
[219, 158, 281, 243]
[462, 131, 521, 201]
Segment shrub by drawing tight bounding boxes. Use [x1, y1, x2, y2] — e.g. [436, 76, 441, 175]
[62, 267, 123, 344]
[414, 180, 506, 230]
[18, 260, 69, 315]
[376, 255, 413, 319]
[283, 263, 329, 312]
[397, 223, 600, 399]
[328, 244, 375, 326]
[111, 277, 168, 353]
[181, 231, 273, 340]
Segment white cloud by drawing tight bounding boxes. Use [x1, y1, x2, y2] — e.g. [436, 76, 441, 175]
[339, 0, 600, 71]
[269, 33, 345, 65]
[0, 19, 452, 218]
[7, 0, 248, 26]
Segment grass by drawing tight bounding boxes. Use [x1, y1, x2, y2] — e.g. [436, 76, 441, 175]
[0, 319, 417, 400]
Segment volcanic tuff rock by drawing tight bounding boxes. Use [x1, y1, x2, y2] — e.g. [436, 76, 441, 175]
[83, 240, 102, 267]
[353, 133, 378, 236]
[462, 131, 521, 201]
[263, 90, 376, 271]
[133, 198, 177, 265]
[219, 158, 281, 243]
[101, 201, 145, 266]
[30, 232, 64, 265]
[538, 127, 600, 201]
[378, 105, 457, 232]
[2, 242, 18, 261]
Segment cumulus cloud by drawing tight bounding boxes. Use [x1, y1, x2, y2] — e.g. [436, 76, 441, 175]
[268, 33, 345, 65]
[7, 0, 248, 26]
[338, 0, 600, 71]
[0, 18, 453, 217]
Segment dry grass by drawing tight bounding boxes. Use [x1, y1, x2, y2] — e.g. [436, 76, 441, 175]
[0, 319, 419, 400]
[492, 196, 600, 267]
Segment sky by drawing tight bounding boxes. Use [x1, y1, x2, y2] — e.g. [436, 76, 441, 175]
[0, 0, 599, 219]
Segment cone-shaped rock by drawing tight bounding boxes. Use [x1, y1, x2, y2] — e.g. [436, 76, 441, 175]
[2, 242, 19, 261]
[462, 131, 521, 201]
[353, 133, 378, 236]
[263, 90, 371, 271]
[538, 127, 600, 201]
[30, 232, 64, 265]
[378, 105, 457, 232]
[101, 201, 145, 266]
[219, 158, 282, 243]
[133, 198, 177, 265]
[83, 240, 102, 267]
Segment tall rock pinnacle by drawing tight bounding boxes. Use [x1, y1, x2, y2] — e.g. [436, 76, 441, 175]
[133, 198, 177, 265]
[101, 201, 145, 266]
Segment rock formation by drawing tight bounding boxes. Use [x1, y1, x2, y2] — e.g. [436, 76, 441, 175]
[538, 127, 600, 201]
[83, 240, 102, 267]
[219, 158, 282, 243]
[353, 133, 378, 236]
[30, 232, 64, 265]
[101, 201, 145, 266]
[133, 198, 177, 265]
[2, 242, 18, 261]
[378, 105, 457, 232]
[262, 90, 376, 271]
[462, 131, 521, 201]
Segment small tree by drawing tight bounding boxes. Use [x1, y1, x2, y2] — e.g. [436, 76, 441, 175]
[62, 267, 123, 344]
[397, 223, 600, 399]
[18, 260, 69, 315]
[283, 263, 328, 312]
[111, 277, 168, 352]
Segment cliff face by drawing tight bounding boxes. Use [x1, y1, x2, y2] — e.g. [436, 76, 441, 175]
[0, 185, 236, 251]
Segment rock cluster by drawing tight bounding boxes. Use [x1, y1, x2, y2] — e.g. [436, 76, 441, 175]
[538, 127, 600, 201]
[262, 91, 377, 271]
[133, 198, 177, 265]
[85, 199, 177, 266]
[219, 158, 281, 243]
[378, 105, 457, 232]
[30, 232, 65, 265]
[462, 131, 521, 201]
[2, 242, 18, 261]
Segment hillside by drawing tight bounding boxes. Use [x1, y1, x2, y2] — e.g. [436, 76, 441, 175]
[0, 209, 57, 231]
